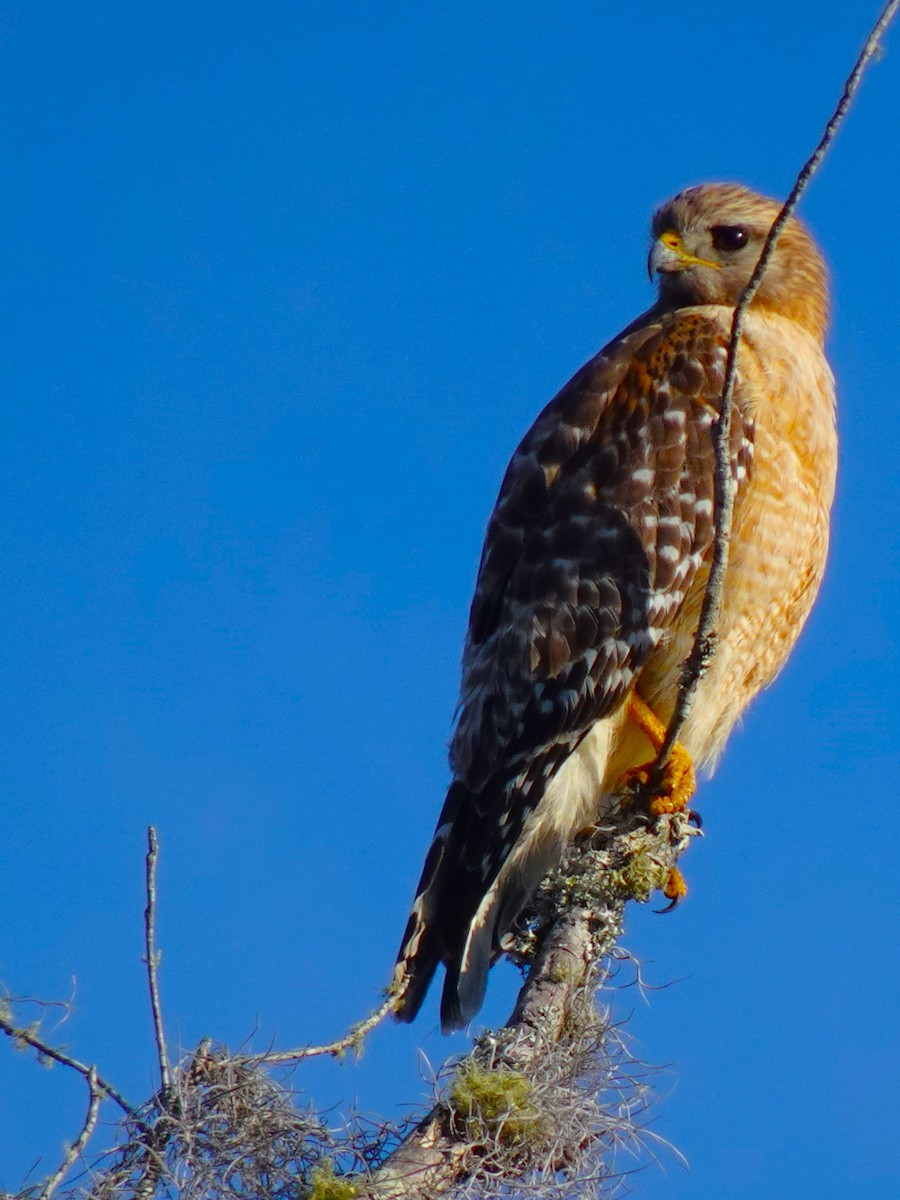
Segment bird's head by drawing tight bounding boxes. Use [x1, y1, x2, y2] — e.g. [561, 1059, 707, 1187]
[648, 183, 829, 343]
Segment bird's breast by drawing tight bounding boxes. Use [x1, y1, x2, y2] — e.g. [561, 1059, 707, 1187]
[637, 311, 837, 771]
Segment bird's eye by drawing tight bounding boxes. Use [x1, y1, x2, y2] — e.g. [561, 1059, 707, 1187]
[710, 224, 750, 252]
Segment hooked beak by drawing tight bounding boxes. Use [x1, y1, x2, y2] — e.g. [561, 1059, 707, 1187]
[648, 229, 721, 281]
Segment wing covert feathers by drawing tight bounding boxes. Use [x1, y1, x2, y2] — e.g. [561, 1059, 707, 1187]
[394, 290, 834, 1029]
[394, 309, 757, 1029]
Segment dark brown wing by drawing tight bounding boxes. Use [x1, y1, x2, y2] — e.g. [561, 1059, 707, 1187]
[394, 309, 754, 1027]
[450, 309, 751, 793]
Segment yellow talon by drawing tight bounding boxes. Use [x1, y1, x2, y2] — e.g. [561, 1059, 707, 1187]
[622, 692, 697, 815]
[656, 866, 688, 912]
[664, 866, 688, 901]
[621, 693, 697, 913]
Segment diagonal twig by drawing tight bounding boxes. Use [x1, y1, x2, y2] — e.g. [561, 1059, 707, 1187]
[654, 0, 900, 771]
[38, 1066, 102, 1200]
[0, 1011, 139, 1120]
[238, 992, 398, 1066]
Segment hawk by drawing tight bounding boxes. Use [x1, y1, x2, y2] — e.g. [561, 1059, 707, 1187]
[392, 183, 837, 1031]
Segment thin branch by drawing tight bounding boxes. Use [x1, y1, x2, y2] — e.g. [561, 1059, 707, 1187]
[0, 1010, 138, 1120]
[654, 0, 899, 770]
[3, 986, 77, 1019]
[4, 12, 897, 1200]
[239, 992, 398, 1066]
[144, 826, 172, 1094]
[38, 1066, 102, 1200]
[362, 11, 900, 1196]
[131, 1134, 169, 1200]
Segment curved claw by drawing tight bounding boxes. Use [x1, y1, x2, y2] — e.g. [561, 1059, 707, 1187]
[653, 866, 688, 914]
[623, 693, 697, 819]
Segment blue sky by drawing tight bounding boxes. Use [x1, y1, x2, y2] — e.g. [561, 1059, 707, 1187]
[1, 2, 899, 1196]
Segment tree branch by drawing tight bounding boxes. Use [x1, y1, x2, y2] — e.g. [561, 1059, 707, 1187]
[654, 0, 899, 771]
[38, 1066, 102, 1200]
[0, 1009, 138, 1121]
[364, 811, 695, 1200]
[236, 993, 398, 1067]
[143, 826, 172, 1094]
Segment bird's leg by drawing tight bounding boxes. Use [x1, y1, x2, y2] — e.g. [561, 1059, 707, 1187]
[621, 692, 697, 905]
[622, 692, 696, 815]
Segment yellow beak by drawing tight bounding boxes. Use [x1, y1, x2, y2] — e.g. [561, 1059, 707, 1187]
[648, 229, 721, 279]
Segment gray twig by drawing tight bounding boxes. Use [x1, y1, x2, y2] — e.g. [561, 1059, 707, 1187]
[0, 1010, 138, 1120]
[654, 0, 899, 770]
[38, 1066, 102, 1200]
[143, 826, 172, 1094]
[3, 10, 898, 1200]
[237, 992, 398, 1066]
[359, 8, 900, 1195]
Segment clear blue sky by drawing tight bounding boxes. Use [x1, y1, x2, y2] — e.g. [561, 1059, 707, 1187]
[1, 3, 899, 1196]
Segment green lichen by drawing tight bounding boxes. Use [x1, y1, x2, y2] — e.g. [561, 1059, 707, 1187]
[308, 1160, 358, 1200]
[609, 850, 667, 902]
[449, 1061, 549, 1150]
[546, 956, 582, 986]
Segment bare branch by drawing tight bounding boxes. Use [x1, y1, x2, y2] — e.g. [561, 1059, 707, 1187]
[143, 826, 172, 1094]
[655, 0, 899, 770]
[77, 1040, 388, 1200]
[4, 11, 898, 1200]
[238, 992, 398, 1066]
[0, 1009, 138, 1121]
[68, 815, 688, 1200]
[364, 810, 696, 1200]
[38, 1066, 102, 1200]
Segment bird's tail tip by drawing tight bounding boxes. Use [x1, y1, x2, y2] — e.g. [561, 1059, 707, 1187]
[390, 951, 439, 1025]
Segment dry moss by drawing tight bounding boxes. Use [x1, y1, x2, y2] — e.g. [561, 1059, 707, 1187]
[308, 1160, 359, 1200]
[608, 849, 669, 902]
[449, 1061, 549, 1151]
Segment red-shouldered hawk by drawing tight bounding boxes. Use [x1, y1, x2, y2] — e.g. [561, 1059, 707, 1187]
[392, 183, 837, 1031]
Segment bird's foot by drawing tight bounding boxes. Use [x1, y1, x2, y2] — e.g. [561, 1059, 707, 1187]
[621, 691, 698, 817]
[621, 692, 699, 911]
[621, 741, 697, 817]
[655, 866, 689, 913]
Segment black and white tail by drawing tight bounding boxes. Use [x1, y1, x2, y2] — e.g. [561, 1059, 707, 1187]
[392, 747, 571, 1030]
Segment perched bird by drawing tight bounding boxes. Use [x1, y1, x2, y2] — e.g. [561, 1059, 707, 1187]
[392, 183, 837, 1031]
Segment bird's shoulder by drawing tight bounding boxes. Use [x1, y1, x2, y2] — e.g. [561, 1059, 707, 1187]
[452, 306, 753, 789]
[486, 305, 738, 549]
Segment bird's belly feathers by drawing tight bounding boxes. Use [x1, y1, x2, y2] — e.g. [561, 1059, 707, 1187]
[487, 319, 836, 887]
[637, 316, 837, 770]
